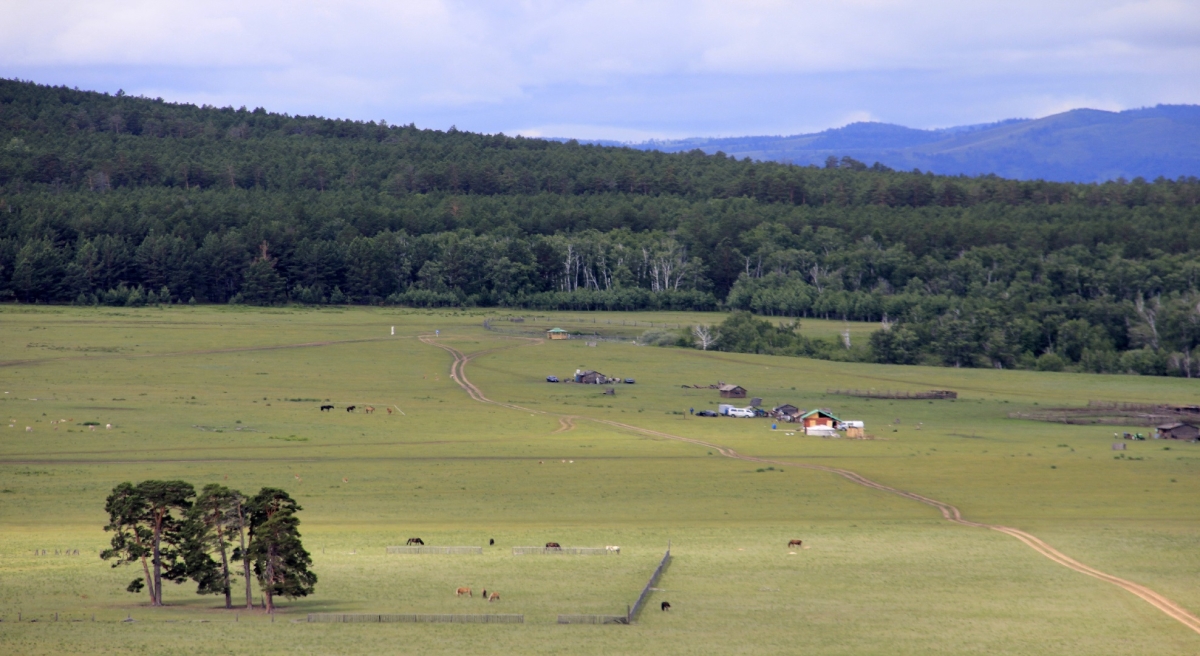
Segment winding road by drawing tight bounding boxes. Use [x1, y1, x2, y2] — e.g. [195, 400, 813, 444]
[422, 334, 1200, 636]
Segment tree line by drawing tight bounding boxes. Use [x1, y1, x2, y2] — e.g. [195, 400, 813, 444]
[102, 481, 315, 612]
[3, 78, 1200, 377]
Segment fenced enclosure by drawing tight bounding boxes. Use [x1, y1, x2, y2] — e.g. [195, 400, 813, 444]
[512, 546, 611, 555]
[307, 613, 522, 624]
[827, 388, 958, 400]
[558, 614, 629, 624]
[628, 545, 671, 623]
[386, 546, 483, 555]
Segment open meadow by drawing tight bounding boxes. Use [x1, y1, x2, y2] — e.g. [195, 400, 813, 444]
[0, 305, 1198, 655]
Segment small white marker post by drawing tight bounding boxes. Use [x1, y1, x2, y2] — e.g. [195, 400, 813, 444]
[391, 326, 395, 335]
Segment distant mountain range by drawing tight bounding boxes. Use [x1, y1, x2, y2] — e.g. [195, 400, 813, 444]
[580, 106, 1200, 183]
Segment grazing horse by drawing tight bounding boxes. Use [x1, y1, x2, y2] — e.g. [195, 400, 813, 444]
[488, 592, 500, 602]
[386, 407, 393, 415]
[661, 601, 671, 611]
[788, 539, 803, 547]
[489, 538, 495, 546]
[545, 542, 561, 549]
[364, 406, 375, 414]
[456, 587, 472, 597]
[606, 546, 620, 554]
[320, 405, 334, 412]
[481, 589, 487, 599]
[346, 405, 356, 412]
[406, 537, 424, 546]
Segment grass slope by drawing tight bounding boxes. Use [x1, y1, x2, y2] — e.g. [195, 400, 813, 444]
[0, 305, 1197, 655]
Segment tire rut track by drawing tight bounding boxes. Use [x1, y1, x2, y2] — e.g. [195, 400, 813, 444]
[424, 334, 1200, 636]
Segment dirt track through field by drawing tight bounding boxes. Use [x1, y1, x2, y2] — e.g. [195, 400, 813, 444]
[425, 334, 1200, 636]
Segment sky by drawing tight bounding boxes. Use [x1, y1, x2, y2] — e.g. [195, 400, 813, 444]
[2, 0, 1198, 141]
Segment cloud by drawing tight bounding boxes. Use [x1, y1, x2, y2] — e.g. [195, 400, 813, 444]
[1, 1, 1197, 137]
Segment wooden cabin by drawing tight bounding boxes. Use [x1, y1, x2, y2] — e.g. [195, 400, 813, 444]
[547, 328, 570, 340]
[718, 384, 747, 399]
[773, 404, 801, 421]
[1157, 422, 1200, 441]
[799, 409, 840, 429]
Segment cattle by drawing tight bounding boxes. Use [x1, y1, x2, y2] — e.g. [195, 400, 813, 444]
[320, 405, 334, 412]
[545, 542, 561, 549]
[788, 539, 803, 547]
[661, 601, 671, 611]
[346, 406, 356, 413]
[406, 537, 424, 546]
[456, 587, 472, 597]
[488, 592, 500, 602]
[364, 406, 375, 414]
[606, 546, 620, 554]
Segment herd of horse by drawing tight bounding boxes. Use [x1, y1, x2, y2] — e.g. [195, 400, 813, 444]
[320, 404, 391, 414]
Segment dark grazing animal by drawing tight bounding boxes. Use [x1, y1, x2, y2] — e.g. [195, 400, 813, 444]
[545, 542, 561, 549]
[406, 537, 424, 546]
[346, 405, 356, 412]
[661, 601, 671, 611]
[320, 405, 334, 412]
[788, 539, 803, 547]
[481, 589, 487, 599]
[489, 538, 495, 546]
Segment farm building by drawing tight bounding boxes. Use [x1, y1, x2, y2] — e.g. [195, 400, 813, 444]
[547, 328, 570, 340]
[1156, 422, 1199, 441]
[575, 370, 610, 384]
[799, 409, 840, 429]
[718, 384, 747, 399]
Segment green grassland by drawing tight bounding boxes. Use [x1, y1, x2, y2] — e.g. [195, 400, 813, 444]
[0, 306, 1197, 655]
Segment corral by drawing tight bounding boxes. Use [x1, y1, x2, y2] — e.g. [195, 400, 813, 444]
[0, 306, 1198, 656]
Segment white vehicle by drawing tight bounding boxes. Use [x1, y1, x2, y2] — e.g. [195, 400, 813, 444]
[727, 407, 756, 418]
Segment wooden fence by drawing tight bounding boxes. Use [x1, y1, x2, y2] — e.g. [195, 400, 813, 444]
[307, 613, 522, 624]
[557, 614, 629, 624]
[628, 545, 671, 623]
[386, 546, 483, 555]
[512, 546, 611, 556]
[827, 389, 957, 400]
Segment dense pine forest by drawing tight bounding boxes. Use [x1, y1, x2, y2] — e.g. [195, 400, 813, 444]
[2, 78, 1200, 376]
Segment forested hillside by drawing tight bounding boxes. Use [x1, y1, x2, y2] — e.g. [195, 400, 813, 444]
[2, 78, 1200, 376]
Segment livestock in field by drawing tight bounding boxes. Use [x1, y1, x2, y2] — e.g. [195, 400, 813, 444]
[456, 587, 472, 597]
[606, 546, 620, 553]
[320, 405, 334, 412]
[364, 406, 375, 414]
[386, 407, 393, 415]
[481, 589, 487, 599]
[661, 601, 671, 611]
[105, 424, 112, 429]
[406, 537, 424, 545]
[545, 542, 561, 549]
[788, 539, 803, 547]
[346, 406, 356, 412]
[26, 426, 32, 432]
[488, 592, 500, 602]
[489, 538, 495, 545]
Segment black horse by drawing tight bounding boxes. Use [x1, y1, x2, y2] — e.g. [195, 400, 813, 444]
[320, 405, 334, 412]
[406, 537, 424, 545]
[661, 601, 671, 611]
[346, 405, 356, 412]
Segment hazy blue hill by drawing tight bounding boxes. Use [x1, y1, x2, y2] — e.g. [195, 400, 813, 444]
[618, 106, 1200, 182]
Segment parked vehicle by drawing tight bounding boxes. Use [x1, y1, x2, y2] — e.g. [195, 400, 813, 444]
[727, 407, 756, 418]
[546, 376, 559, 382]
[696, 410, 719, 417]
[624, 378, 635, 384]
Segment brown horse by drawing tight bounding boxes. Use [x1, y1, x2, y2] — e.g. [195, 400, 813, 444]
[488, 592, 500, 602]
[545, 542, 561, 549]
[386, 407, 393, 415]
[406, 537, 424, 545]
[788, 539, 803, 547]
[364, 406, 375, 414]
[456, 587, 472, 597]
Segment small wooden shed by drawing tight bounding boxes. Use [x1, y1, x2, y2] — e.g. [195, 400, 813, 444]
[800, 409, 839, 429]
[547, 328, 570, 340]
[576, 370, 608, 384]
[1157, 422, 1199, 441]
[718, 384, 747, 399]
[773, 404, 801, 421]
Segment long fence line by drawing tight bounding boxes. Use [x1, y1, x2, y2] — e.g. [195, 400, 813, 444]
[482, 322, 632, 343]
[826, 388, 958, 400]
[307, 613, 522, 624]
[512, 546, 611, 556]
[386, 546, 483, 555]
[628, 544, 672, 624]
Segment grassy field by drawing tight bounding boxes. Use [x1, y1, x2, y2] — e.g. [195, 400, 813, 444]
[0, 305, 1198, 655]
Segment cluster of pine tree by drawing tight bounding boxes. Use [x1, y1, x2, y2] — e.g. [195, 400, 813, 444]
[101, 481, 315, 612]
[3, 78, 1200, 376]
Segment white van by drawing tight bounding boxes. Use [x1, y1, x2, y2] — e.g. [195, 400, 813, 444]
[727, 407, 756, 418]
